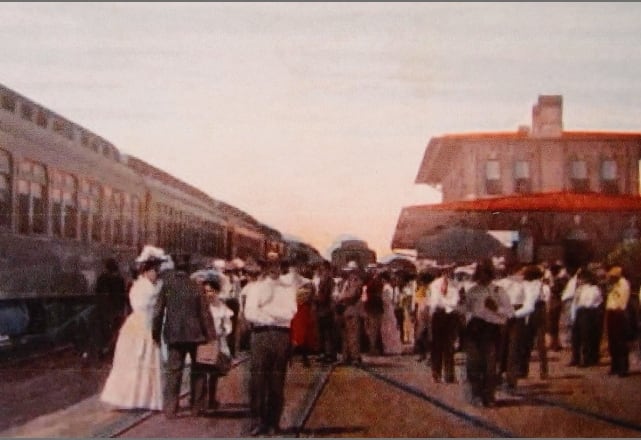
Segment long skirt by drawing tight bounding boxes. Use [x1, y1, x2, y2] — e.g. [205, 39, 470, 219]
[100, 312, 163, 410]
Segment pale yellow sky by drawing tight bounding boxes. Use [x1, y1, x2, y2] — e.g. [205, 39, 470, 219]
[2, 3, 641, 259]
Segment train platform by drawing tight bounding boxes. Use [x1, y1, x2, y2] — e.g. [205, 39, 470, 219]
[0, 354, 331, 438]
[3, 345, 641, 438]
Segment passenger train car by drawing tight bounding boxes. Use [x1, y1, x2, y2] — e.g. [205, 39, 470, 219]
[0, 83, 285, 341]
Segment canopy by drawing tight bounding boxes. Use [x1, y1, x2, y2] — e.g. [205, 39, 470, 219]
[415, 226, 508, 263]
[392, 191, 641, 250]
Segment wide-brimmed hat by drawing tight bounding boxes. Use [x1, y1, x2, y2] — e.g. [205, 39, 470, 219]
[135, 245, 169, 271]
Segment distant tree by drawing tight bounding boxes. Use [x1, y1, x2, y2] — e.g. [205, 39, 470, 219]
[605, 240, 641, 292]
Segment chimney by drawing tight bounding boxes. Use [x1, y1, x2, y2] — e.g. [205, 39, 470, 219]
[531, 95, 563, 138]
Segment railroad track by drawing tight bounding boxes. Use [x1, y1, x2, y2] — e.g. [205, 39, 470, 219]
[353, 358, 641, 438]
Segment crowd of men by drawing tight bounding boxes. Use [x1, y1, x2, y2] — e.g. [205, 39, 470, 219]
[91, 250, 641, 428]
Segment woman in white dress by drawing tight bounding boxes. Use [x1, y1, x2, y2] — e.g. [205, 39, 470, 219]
[380, 272, 403, 355]
[100, 253, 165, 411]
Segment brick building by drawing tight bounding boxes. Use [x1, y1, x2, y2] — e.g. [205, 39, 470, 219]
[392, 95, 641, 267]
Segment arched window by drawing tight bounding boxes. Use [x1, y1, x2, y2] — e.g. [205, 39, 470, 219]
[90, 182, 102, 242]
[130, 195, 140, 247]
[122, 193, 132, 245]
[112, 191, 123, 244]
[50, 171, 78, 239]
[0, 149, 11, 228]
[103, 186, 113, 243]
[17, 160, 47, 234]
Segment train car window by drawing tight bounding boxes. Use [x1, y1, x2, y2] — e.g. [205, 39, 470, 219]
[131, 196, 140, 247]
[90, 182, 102, 242]
[103, 186, 113, 243]
[63, 180, 78, 239]
[1, 94, 16, 112]
[49, 171, 78, 239]
[79, 195, 89, 243]
[17, 160, 47, 235]
[21, 104, 33, 121]
[112, 191, 123, 244]
[36, 110, 48, 128]
[51, 187, 62, 236]
[0, 149, 11, 228]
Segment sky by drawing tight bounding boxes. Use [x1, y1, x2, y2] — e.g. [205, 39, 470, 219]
[2, 2, 641, 260]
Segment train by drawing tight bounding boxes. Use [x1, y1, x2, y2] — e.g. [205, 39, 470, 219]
[0, 83, 292, 343]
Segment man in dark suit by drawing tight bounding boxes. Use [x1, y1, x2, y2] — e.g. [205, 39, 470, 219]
[152, 254, 216, 418]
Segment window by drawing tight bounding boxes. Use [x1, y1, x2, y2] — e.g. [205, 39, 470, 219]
[112, 191, 122, 244]
[570, 159, 590, 192]
[17, 160, 47, 234]
[0, 149, 11, 228]
[1, 95, 16, 112]
[21, 104, 33, 121]
[103, 186, 113, 243]
[601, 159, 619, 194]
[36, 110, 48, 128]
[485, 160, 502, 195]
[90, 183, 102, 242]
[514, 160, 531, 194]
[49, 171, 78, 239]
[131, 196, 140, 247]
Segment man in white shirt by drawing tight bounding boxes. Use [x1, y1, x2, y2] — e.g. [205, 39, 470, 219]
[428, 269, 460, 383]
[517, 265, 549, 379]
[569, 269, 603, 367]
[244, 257, 297, 436]
[495, 265, 524, 388]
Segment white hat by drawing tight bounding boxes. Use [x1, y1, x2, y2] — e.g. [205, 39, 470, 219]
[135, 245, 166, 264]
[212, 259, 226, 270]
[343, 260, 359, 271]
[135, 245, 173, 272]
[232, 257, 245, 269]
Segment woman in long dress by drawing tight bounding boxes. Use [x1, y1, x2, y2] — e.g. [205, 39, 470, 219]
[100, 255, 165, 410]
[380, 272, 403, 355]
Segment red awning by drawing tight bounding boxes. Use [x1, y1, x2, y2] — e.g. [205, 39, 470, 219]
[392, 191, 641, 250]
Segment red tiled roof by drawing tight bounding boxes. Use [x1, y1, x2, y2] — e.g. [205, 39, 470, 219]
[406, 191, 641, 213]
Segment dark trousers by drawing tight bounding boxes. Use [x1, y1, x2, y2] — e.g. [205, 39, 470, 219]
[465, 318, 502, 405]
[165, 342, 207, 416]
[606, 310, 630, 375]
[521, 303, 547, 378]
[317, 312, 337, 359]
[571, 308, 601, 366]
[249, 329, 291, 431]
[430, 310, 457, 382]
[499, 317, 525, 386]
[225, 298, 240, 357]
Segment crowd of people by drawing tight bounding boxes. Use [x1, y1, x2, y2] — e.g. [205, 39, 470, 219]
[90, 245, 641, 433]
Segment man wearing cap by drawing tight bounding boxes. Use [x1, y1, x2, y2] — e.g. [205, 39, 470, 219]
[605, 266, 631, 377]
[152, 254, 217, 418]
[244, 257, 297, 436]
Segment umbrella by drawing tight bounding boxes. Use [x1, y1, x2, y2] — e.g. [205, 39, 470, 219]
[416, 226, 508, 264]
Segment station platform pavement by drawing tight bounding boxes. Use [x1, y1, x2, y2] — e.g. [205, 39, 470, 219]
[0, 354, 331, 438]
